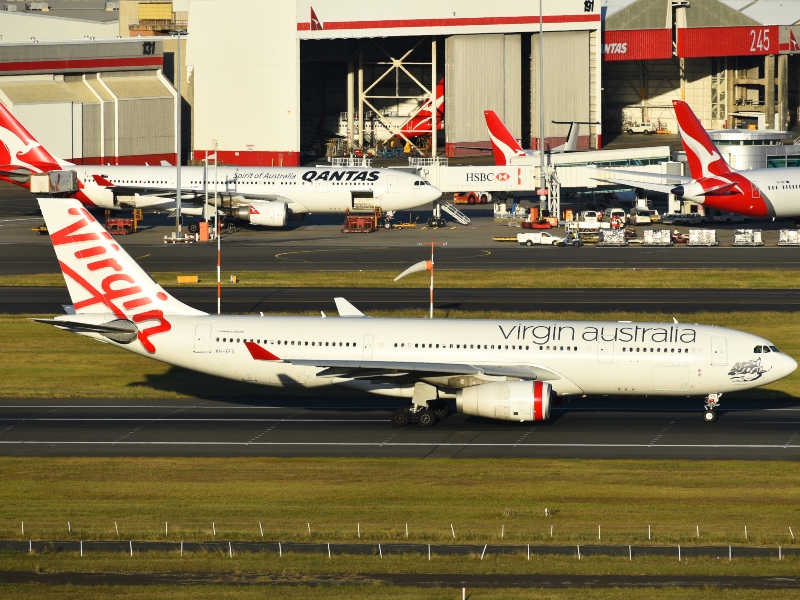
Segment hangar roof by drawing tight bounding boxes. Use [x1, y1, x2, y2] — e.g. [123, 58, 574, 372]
[606, 0, 759, 30]
[604, 0, 800, 26]
[4, 0, 119, 23]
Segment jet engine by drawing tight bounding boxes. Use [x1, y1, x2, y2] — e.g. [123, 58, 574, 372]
[456, 381, 552, 422]
[233, 200, 288, 227]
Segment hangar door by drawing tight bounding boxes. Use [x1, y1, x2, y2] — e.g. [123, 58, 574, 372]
[445, 34, 521, 151]
[531, 31, 595, 149]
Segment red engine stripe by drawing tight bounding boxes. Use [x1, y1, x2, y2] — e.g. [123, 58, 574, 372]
[533, 381, 543, 421]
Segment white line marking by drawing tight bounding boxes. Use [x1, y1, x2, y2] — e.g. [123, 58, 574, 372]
[0, 441, 798, 448]
[0, 418, 386, 422]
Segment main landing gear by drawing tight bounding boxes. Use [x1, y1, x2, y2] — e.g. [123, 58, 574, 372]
[703, 393, 722, 423]
[392, 401, 450, 428]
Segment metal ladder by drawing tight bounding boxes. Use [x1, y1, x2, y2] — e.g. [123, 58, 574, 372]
[439, 201, 470, 225]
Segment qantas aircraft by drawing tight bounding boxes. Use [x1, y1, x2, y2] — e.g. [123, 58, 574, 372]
[484, 110, 582, 166]
[594, 99, 800, 218]
[35, 197, 796, 425]
[0, 103, 441, 226]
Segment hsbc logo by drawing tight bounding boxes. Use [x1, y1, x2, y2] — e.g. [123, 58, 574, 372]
[603, 42, 627, 55]
[466, 172, 511, 183]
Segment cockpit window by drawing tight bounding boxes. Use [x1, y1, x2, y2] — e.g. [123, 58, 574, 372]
[754, 346, 762, 353]
[755, 345, 780, 353]
[770, 345, 780, 353]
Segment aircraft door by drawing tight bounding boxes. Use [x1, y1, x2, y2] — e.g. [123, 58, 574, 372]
[194, 324, 212, 353]
[387, 175, 398, 193]
[710, 336, 728, 365]
[363, 334, 374, 358]
[598, 341, 614, 363]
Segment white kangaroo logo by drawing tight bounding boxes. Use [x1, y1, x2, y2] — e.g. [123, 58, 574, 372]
[0, 125, 46, 173]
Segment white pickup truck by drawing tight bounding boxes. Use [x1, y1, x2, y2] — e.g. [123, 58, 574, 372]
[517, 231, 581, 247]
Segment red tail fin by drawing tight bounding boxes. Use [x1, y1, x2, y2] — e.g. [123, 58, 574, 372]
[672, 99, 732, 179]
[0, 102, 61, 173]
[484, 110, 526, 166]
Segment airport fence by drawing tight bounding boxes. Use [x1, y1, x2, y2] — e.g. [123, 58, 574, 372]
[2, 520, 798, 547]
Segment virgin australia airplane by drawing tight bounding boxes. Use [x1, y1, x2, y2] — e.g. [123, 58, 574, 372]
[0, 102, 441, 227]
[35, 198, 795, 425]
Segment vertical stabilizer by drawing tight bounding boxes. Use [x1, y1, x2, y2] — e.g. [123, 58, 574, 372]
[673, 99, 732, 179]
[484, 110, 527, 166]
[39, 198, 205, 352]
[0, 102, 65, 172]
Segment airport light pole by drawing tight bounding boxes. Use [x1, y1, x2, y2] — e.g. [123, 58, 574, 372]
[171, 29, 188, 237]
[538, 0, 547, 217]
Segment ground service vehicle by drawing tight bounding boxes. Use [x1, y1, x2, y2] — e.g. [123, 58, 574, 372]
[453, 191, 492, 204]
[517, 231, 571, 246]
[626, 122, 657, 134]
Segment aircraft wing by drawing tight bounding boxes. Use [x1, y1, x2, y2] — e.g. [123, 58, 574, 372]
[286, 359, 561, 383]
[590, 167, 691, 194]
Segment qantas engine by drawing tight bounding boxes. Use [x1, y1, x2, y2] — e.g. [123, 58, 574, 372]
[456, 381, 552, 422]
[234, 201, 288, 227]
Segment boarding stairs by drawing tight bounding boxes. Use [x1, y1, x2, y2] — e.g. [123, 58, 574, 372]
[440, 201, 470, 225]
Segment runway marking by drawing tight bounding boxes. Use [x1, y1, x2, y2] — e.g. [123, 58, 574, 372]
[135, 254, 151, 261]
[0, 418, 386, 422]
[1, 441, 799, 449]
[247, 409, 307, 443]
[785, 430, 800, 448]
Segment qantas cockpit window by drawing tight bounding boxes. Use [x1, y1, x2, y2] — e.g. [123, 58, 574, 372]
[754, 345, 781, 353]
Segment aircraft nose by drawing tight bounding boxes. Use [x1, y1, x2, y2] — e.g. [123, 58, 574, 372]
[426, 184, 442, 202]
[780, 354, 798, 379]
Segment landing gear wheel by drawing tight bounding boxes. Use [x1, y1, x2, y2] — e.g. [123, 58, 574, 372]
[703, 409, 717, 423]
[431, 401, 450, 419]
[391, 409, 410, 427]
[417, 408, 435, 427]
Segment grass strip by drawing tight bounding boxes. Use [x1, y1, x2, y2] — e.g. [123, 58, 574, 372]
[2, 268, 800, 288]
[1, 458, 799, 546]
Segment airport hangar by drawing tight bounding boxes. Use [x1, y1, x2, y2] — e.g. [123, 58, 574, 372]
[2, 0, 800, 173]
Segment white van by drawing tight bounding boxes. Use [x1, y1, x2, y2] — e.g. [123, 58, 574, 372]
[579, 210, 600, 223]
[603, 208, 626, 223]
[628, 208, 652, 225]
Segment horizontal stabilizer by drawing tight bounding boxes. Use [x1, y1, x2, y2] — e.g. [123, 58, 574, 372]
[32, 317, 138, 344]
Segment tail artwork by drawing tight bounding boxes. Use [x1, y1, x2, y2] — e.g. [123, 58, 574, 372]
[484, 110, 527, 166]
[399, 78, 445, 138]
[0, 102, 67, 178]
[483, 111, 582, 166]
[672, 99, 734, 180]
[35, 198, 204, 354]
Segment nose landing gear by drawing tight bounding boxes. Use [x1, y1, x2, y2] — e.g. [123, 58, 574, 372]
[703, 393, 722, 423]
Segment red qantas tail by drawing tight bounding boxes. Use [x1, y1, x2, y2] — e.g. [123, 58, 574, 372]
[0, 102, 62, 174]
[672, 99, 732, 179]
[484, 110, 527, 166]
[399, 79, 445, 138]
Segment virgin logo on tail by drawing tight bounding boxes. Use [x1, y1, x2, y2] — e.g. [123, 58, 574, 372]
[0, 102, 61, 172]
[48, 205, 173, 354]
[672, 99, 731, 179]
[484, 110, 526, 166]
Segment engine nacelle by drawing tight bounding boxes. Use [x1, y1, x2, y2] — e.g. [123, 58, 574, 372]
[456, 381, 552, 422]
[237, 200, 288, 227]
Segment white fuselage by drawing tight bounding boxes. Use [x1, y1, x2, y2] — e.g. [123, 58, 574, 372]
[742, 168, 800, 217]
[80, 315, 796, 400]
[75, 165, 440, 214]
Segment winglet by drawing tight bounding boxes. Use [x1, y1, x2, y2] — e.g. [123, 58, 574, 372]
[334, 297, 366, 317]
